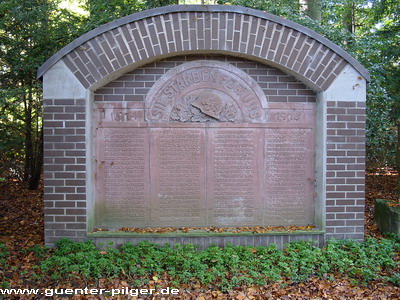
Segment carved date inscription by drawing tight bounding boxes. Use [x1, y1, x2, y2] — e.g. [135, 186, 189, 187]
[94, 69, 316, 229]
[264, 128, 314, 225]
[209, 129, 260, 225]
[100, 128, 149, 223]
[151, 129, 206, 225]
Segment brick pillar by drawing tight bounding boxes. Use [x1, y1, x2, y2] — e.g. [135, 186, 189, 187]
[325, 100, 366, 240]
[43, 98, 87, 244]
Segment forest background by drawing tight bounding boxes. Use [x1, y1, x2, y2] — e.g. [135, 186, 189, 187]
[0, 0, 399, 194]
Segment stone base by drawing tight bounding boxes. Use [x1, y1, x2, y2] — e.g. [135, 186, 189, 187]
[374, 199, 400, 235]
[88, 231, 325, 249]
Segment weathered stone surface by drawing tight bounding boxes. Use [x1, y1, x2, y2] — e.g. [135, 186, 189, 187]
[150, 128, 206, 226]
[94, 61, 316, 228]
[146, 61, 268, 123]
[263, 128, 315, 225]
[207, 128, 262, 226]
[96, 127, 150, 227]
[374, 199, 400, 235]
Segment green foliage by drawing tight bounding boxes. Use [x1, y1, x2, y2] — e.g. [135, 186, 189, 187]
[282, 240, 322, 282]
[0, 243, 10, 289]
[217, 0, 301, 17]
[322, 238, 398, 283]
[23, 244, 50, 260]
[145, 0, 177, 10]
[82, 0, 146, 32]
[0, 0, 84, 187]
[0, 243, 9, 268]
[35, 238, 400, 290]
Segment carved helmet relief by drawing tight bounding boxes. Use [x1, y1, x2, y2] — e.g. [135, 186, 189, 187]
[170, 89, 242, 122]
[146, 61, 268, 123]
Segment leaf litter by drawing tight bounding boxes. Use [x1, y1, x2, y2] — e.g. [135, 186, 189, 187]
[0, 174, 399, 299]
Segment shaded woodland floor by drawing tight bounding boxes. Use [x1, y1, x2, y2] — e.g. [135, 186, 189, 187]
[0, 174, 399, 299]
[365, 171, 398, 239]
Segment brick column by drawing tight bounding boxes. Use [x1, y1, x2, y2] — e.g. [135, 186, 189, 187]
[42, 58, 87, 245]
[318, 63, 367, 241]
[325, 101, 365, 240]
[43, 98, 87, 244]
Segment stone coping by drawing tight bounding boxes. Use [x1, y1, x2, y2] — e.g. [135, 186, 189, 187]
[87, 230, 325, 238]
[37, 5, 370, 81]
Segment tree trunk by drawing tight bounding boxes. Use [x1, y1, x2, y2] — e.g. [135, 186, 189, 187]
[397, 121, 400, 202]
[343, 0, 355, 33]
[306, 0, 321, 22]
[28, 128, 43, 190]
[22, 91, 33, 183]
[26, 87, 42, 190]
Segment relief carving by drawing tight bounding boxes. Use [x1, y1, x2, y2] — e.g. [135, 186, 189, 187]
[272, 112, 301, 122]
[146, 61, 268, 123]
[170, 90, 241, 122]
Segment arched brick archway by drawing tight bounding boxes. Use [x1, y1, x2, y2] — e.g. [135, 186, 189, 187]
[39, 5, 368, 247]
[38, 5, 368, 91]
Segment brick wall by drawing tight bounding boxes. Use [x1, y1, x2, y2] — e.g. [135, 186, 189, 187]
[43, 99, 87, 244]
[94, 55, 316, 103]
[325, 101, 366, 240]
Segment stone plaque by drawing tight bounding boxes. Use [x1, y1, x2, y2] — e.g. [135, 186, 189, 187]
[150, 128, 206, 226]
[96, 127, 150, 227]
[94, 61, 316, 229]
[207, 129, 262, 225]
[263, 128, 315, 225]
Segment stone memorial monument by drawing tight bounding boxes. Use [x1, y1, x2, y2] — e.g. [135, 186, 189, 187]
[38, 5, 369, 247]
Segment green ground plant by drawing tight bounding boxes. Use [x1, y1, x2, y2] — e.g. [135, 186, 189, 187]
[31, 237, 400, 290]
[0, 243, 10, 289]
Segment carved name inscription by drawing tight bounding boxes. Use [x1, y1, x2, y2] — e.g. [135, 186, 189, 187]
[264, 128, 314, 225]
[208, 129, 261, 225]
[94, 62, 316, 229]
[151, 129, 206, 225]
[99, 128, 149, 224]
[146, 61, 268, 123]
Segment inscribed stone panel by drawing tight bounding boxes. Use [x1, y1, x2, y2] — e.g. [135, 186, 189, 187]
[263, 128, 315, 225]
[94, 62, 316, 229]
[96, 127, 150, 227]
[150, 128, 206, 226]
[207, 128, 262, 226]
